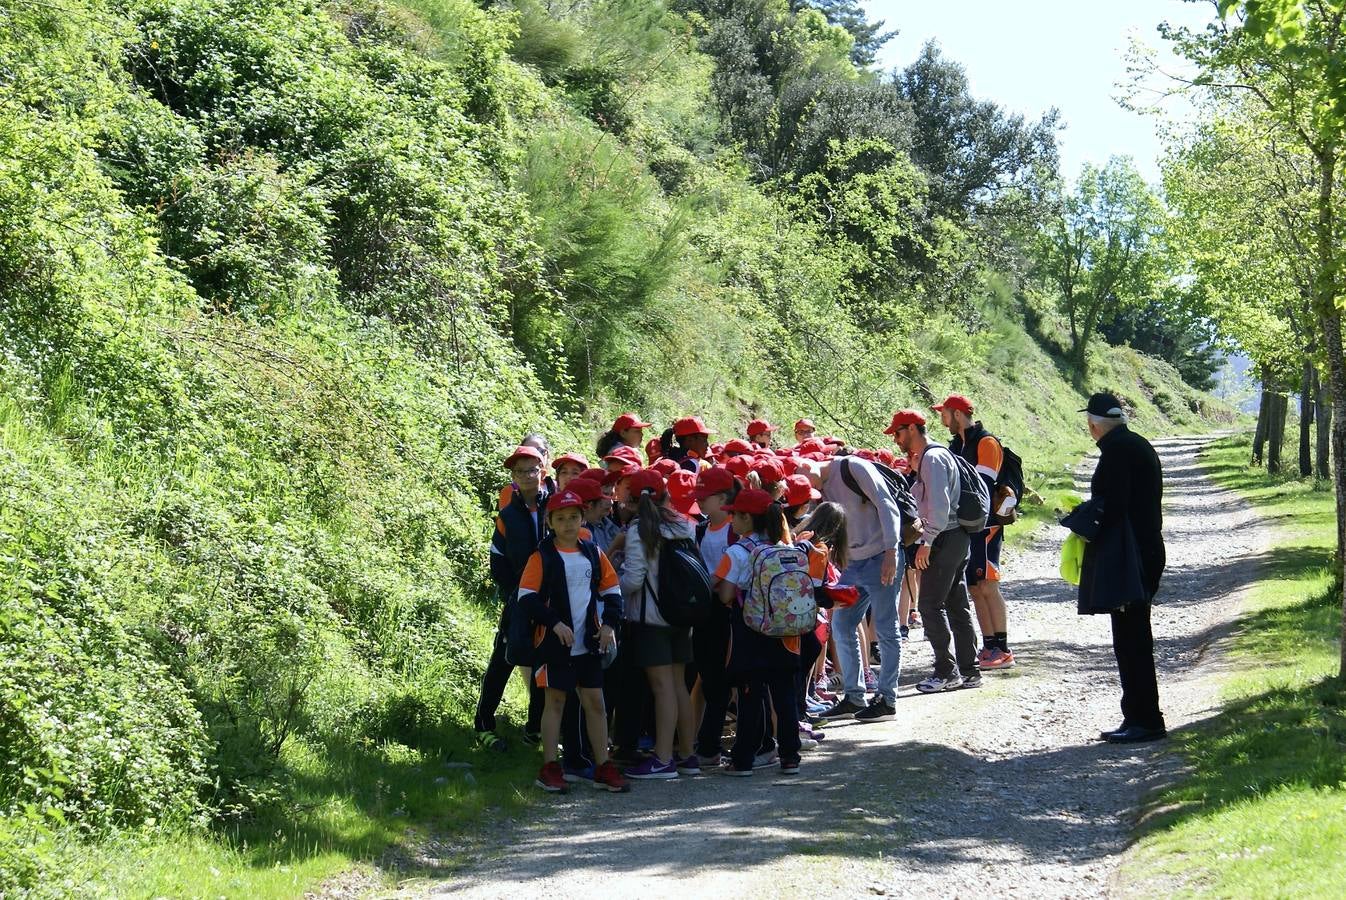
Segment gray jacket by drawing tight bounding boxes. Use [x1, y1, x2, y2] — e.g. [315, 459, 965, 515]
[912, 443, 960, 543]
[820, 456, 902, 562]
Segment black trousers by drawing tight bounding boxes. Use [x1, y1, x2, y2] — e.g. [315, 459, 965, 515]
[1110, 601, 1164, 730]
[693, 614, 733, 758]
[795, 629, 823, 718]
[473, 602, 544, 734]
[917, 529, 980, 680]
[730, 669, 801, 770]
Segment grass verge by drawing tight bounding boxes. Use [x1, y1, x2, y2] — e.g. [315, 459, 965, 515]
[1120, 433, 1346, 897]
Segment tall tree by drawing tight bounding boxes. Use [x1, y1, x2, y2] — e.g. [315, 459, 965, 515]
[793, 0, 896, 66]
[1032, 157, 1165, 382]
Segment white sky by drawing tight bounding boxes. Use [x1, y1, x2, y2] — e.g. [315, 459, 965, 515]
[863, 0, 1219, 185]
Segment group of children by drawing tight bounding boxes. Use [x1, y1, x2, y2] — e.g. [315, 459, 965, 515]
[477, 410, 1014, 794]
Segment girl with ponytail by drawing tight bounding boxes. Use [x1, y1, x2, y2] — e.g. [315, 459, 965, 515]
[618, 469, 699, 780]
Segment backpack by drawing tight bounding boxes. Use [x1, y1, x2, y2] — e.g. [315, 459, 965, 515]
[839, 458, 924, 546]
[993, 444, 1025, 526]
[924, 445, 990, 534]
[647, 536, 715, 627]
[742, 541, 817, 637]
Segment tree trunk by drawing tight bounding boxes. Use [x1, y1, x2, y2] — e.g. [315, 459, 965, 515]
[1300, 357, 1315, 476]
[1268, 390, 1286, 475]
[1316, 365, 1332, 480]
[1253, 374, 1271, 466]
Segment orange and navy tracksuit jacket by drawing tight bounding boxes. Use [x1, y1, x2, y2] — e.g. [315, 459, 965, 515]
[950, 422, 1003, 499]
[489, 487, 549, 603]
[517, 536, 623, 668]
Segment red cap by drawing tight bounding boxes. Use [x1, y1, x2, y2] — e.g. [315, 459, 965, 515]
[883, 409, 926, 434]
[548, 489, 585, 512]
[612, 413, 652, 432]
[796, 438, 828, 455]
[822, 436, 845, 447]
[672, 416, 712, 437]
[783, 473, 821, 507]
[645, 437, 662, 464]
[566, 478, 603, 503]
[853, 449, 875, 461]
[651, 458, 680, 477]
[576, 466, 619, 486]
[724, 455, 754, 480]
[627, 468, 667, 498]
[603, 445, 644, 469]
[667, 470, 702, 517]
[747, 418, 776, 437]
[504, 445, 544, 470]
[794, 418, 816, 432]
[693, 466, 737, 500]
[780, 456, 800, 476]
[892, 456, 911, 472]
[931, 393, 974, 415]
[752, 456, 785, 485]
[875, 448, 897, 468]
[721, 438, 755, 457]
[552, 452, 590, 471]
[803, 451, 828, 462]
[710, 443, 725, 457]
[723, 488, 775, 515]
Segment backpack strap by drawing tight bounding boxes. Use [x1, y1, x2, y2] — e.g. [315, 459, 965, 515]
[838, 458, 870, 504]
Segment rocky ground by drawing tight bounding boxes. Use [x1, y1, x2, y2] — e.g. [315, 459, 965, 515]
[377, 435, 1267, 899]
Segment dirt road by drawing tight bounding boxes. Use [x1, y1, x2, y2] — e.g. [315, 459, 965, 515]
[394, 435, 1266, 899]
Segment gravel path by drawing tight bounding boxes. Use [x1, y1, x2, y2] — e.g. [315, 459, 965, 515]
[391, 435, 1268, 899]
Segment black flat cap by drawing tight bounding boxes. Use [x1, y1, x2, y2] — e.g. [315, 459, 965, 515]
[1080, 392, 1125, 417]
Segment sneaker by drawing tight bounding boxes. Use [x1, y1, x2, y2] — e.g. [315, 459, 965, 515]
[983, 648, 1016, 670]
[723, 765, 754, 777]
[854, 697, 897, 723]
[753, 750, 778, 769]
[535, 762, 568, 793]
[624, 756, 678, 780]
[977, 647, 994, 664]
[562, 762, 595, 783]
[675, 754, 702, 776]
[798, 721, 825, 741]
[870, 641, 881, 664]
[475, 731, 508, 753]
[698, 752, 722, 768]
[780, 756, 801, 775]
[915, 674, 963, 693]
[907, 610, 920, 627]
[817, 697, 866, 720]
[592, 761, 631, 793]
[960, 672, 983, 689]
[520, 729, 541, 747]
[609, 746, 645, 767]
[798, 735, 818, 751]
[863, 668, 878, 692]
[900, 625, 910, 642]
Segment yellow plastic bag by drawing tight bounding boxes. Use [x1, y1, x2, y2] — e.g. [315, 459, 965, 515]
[1059, 532, 1084, 586]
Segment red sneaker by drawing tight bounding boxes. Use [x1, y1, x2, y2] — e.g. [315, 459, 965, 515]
[983, 648, 1016, 670]
[593, 760, 631, 793]
[535, 761, 568, 793]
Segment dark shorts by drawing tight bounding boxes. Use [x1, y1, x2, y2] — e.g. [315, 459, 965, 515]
[625, 621, 693, 668]
[967, 526, 1003, 586]
[535, 653, 604, 691]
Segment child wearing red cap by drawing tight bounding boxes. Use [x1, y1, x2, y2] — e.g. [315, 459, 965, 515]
[714, 489, 803, 776]
[662, 417, 714, 472]
[497, 433, 556, 510]
[793, 419, 817, 445]
[519, 489, 629, 794]
[689, 467, 739, 765]
[619, 469, 699, 779]
[597, 413, 653, 460]
[552, 453, 589, 492]
[477, 444, 552, 752]
[747, 418, 776, 449]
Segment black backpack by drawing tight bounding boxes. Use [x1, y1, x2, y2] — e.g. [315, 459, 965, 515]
[923, 445, 990, 534]
[839, 458, 924, 546]
[647, 536, 715, 627]
[993, 444, 1025, 526]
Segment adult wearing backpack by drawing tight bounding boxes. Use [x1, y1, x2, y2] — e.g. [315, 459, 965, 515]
[888, 410, 983, 693]
[935, 393, 1015, 670]
[810, 449, 905, 723]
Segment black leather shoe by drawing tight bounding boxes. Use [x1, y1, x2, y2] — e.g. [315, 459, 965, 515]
[1098, 723, 1130, 741]
[1104, 724, 1167, 744]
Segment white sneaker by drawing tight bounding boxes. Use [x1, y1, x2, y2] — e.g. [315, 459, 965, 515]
[798, 736, 818, 752]
[915, 674, 963, 693]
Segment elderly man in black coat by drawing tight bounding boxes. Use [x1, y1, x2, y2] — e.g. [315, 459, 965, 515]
[1081, 392, 1167, 744]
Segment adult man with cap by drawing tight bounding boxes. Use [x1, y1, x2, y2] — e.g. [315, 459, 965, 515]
[1081, 392, 1167, 743]
[812, 439, 905, 723]
[933, 393, 1015, 670]
[888, 410, 982, 693]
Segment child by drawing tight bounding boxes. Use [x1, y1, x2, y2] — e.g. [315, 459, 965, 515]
[597, 413, 652, 459]
[664, 417, 714, 472]
[569, 476, 618, 554]
[552, 453, 590, 492]
[747, 418, 776, 449]
[518, 488, 629, 793]
[497, 432, 555, 510]
[619, 469, 699, 779]
[714, 488, 804, 776]
[690, 467, 738, 765]
[793, 418, 817, 446]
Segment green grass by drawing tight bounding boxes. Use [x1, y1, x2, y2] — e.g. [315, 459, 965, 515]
[1121, 434, 1346, 897]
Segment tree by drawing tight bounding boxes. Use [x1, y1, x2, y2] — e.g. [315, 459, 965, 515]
[1166, 0, 1346, 677]
[793, 0, 896, 66]
[1032, 157, 1166, 381]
